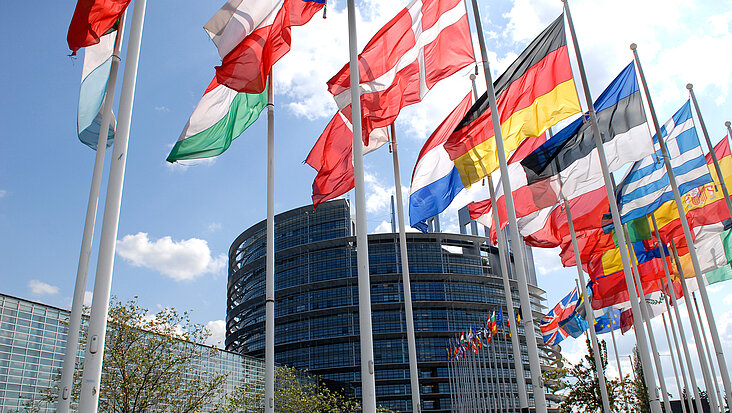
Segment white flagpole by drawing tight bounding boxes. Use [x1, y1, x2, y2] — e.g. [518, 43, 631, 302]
[659, 310, 688, 413]
[688, 84, 732, 219]
[264, 74, 276, 413]
[631, 43, 731, 409]
[726, 121, 732, 147]
[471, 64, 529, 411]
[466, 0, 548, 408]
[562, 2, 661, 410]
[652, 213, 705, 413]
[661, 286, 695, 411]
[625, 236, 673, 409]
[388, 124, 422, 413]
[623, 224, 672, 413]
[58, 11, 126, 413]
[345, 0, 377, 410]
[564, 195, 612, 412]
[692, 292, 724, 407]
[77, 0, 147, 410]
[487, 177, 529, 411]
[608, 319, 629, 413]
[669, 240, 720, 413]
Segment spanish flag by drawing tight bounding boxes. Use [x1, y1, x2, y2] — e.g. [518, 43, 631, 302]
[443, 14, 581, 186]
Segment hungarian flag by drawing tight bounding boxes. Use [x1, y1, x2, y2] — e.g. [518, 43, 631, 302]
[167, 78, 267, 162]
[210, 0, 326, 94]
[327, 0, 473, 144]
[67, 0, 131, 55]
[443, 14, 581, 186]
[307, 0, 473, 206]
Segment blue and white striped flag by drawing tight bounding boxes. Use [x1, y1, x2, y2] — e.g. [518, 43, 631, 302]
[615, 101, 712, 223]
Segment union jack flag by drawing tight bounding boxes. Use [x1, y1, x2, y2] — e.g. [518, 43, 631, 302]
[540, 287, 580, 345]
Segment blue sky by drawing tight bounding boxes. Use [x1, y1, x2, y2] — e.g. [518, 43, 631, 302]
[1, 0, 731, 398]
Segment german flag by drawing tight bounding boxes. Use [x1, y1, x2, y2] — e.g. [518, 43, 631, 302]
[443, 14, 581, 187]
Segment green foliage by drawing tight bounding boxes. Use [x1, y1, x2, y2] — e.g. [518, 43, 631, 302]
[41, 297, 229, 413]
[556, 339, 627, 412]
[628, 346, 651, 413]
[219, 366, 394, 413]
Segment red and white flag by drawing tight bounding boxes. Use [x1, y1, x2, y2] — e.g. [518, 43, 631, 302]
[327, 0, 474, 143]
[208, 0, 325, 94]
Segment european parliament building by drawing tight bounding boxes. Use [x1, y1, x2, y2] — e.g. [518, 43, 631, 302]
[226, 199, 548, 412]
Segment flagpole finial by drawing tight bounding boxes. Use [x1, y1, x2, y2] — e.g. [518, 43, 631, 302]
[726, 121, 730, 127]
[686, 83, 693, 90]
[630, 43, 637, 50]
[469, 74, 476, 81]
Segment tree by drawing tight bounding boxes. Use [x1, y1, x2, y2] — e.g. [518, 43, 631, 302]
[629, 346, 650, 413]
[557, 339, 626, 412]
[39, 298, 230, 412]
[222, 366, 395, 413]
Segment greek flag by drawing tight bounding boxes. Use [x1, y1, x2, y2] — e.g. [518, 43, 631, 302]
[615, 101, 712, 223]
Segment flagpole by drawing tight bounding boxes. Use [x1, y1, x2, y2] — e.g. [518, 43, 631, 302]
[388, 124, 422, 413]
[652, 214, 705, 413]
[659, 310, 688, 413]
[632, 43, 731, 409]
[726, 121, 732, 147]
[472, 63, 529, 411]
[345, 0, 377, 410]
[669, 240, 720, 413]
[562, 3, 660, 411]
[692, 292, 724, 406]
[264, 73, 276, 413]
[661, 284, 695, 412]
[607, 319, 629, 413]
[480, 335, 491, 412]
[622, 223, 672, 413]
[564, 195, 612, 412]
[487, 176, 529, 411]
[78, 0, 147, 410]
[58, 11, 126, 413]
[467, 0, 548, 408]
[688, 84, 732, 219]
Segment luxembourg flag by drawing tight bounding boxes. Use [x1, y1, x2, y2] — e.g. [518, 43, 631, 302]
[77, 31, 117, 150]
[409, 93, 472, 231]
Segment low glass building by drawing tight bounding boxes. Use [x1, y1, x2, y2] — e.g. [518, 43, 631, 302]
[227, 199, 548, 412]
[0, 293, 268, 412]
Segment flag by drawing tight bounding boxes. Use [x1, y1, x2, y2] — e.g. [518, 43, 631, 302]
[675, 222, 732, 279]
[167, 78, 267, 162]
[652, 136, 732, 243]
[521, 62, 654, 200]
[327, 0, 473, 144]
[67, 0, 131, 55]
[594, 309, 621, 334]
[78, 30, 117, 150]
[490, 311, 498, 335]
[308, 0, 473, 206]
[614, 101, 713, 224]
[541, 287, 580, 345]
[305, 112, 389, 206]
[409, 93, 473, 230]
[443, 14, 581, 185]
[210, 0, 326, 94]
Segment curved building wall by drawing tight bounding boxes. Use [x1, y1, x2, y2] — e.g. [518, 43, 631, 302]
[226, 200, 547, 412]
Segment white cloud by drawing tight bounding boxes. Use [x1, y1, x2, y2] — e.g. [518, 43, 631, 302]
[207, 222, 222, 232]
[28, 280, 59, 296]
[364, 170, 394, 214]
[154, 105, 171, 113]
[116, 232, 226, 281]
[206, 320, 226, 348]
[374, 220, 393, 233]
[0, 190, 6, 198]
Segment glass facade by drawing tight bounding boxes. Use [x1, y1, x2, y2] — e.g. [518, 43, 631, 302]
[0, 294, 272, 412]
[227, 200, 548, 412]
